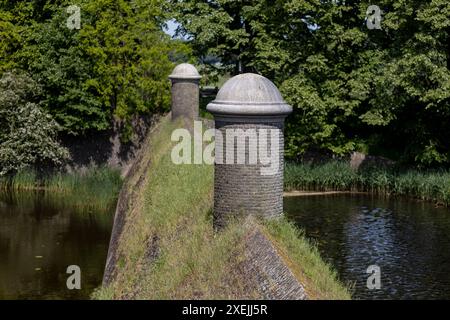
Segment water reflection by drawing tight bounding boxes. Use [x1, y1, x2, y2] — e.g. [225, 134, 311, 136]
[0, 190, 114, 299]
[284, 194, 450, 299]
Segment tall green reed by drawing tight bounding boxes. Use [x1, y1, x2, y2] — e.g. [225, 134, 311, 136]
[0, 166, 123, 211]
[285, 161, 450, 206]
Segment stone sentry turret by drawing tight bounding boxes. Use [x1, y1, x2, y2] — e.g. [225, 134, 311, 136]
[207, 73, 292, 228]
[169, 63, 202, 121]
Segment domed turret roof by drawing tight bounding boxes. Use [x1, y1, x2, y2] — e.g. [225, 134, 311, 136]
[169, 63, 202, 80]
[207, 73, 292, 116]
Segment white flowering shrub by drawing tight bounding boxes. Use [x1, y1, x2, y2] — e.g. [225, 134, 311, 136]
[0, 72, 70, 176]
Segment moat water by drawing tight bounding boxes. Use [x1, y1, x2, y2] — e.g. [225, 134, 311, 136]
[0, 190, 114, 299]
[2, 189, 449, 299]
[285, 194, 450, 299]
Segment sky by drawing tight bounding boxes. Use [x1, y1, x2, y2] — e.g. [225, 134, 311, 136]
[163, 19, 181, 38]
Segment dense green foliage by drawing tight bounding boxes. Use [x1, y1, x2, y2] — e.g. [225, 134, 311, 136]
[1, 0, 188, 136]
[171, 0, 450, 167]
[0, 0, 189, 173]
[0, 72, 69, 175]
[285, 161, 450, 206]
[2, 0, 450, 169]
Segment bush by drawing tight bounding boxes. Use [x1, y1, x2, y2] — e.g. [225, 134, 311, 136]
[0, 71, 69, 176]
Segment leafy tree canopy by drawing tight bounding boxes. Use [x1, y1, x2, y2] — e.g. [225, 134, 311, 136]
[1, 0, 190, 136]
[171, 0, 450, 167]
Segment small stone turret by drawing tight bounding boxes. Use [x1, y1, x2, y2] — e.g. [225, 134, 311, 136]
[207, 73, 292, 228]
[169, 63, 202, 121]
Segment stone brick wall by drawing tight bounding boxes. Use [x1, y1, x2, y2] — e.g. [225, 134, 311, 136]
[171, 80, 199, 120]
[61, 113, 160, 177]
[242, 220, 307, 300]
[214, 120, 285, 228]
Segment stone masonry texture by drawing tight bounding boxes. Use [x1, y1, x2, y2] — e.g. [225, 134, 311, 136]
[242, 219, 307, 300]
[214, 120, 285, 228]
[171, 80, 199, 121]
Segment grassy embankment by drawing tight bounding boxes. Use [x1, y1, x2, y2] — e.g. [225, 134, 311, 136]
[93, 116, 350, 300]
[0, 167, 122, 210]
[285, 161, 450, 206]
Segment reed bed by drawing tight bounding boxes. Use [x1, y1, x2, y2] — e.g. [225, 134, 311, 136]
[285, 161, 450, 206]
[0, 167, 123, 211]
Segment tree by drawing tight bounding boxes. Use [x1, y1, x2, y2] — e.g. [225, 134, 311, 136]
[77, 0, 187, 138]
[173, 0, 450, 167]
[2, 0, 189, 137]
[171, 0, 270, 74]
[17, 2, 109, 134]
[280, 0, 450, 166]
[0, 9, 20, 74]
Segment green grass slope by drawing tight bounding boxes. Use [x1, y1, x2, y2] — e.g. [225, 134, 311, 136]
[93, 116, 350, 300]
